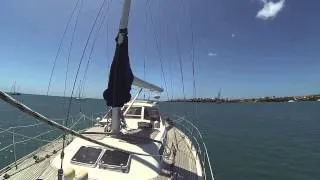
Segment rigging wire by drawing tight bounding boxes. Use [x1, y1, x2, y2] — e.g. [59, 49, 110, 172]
[63, 0, 84, 99]
[175, 25, 186, 100]
[46, 0, 82, 96]
[169, 62, 174, 100]
[65, 0, 108, 123]
[148, 0, 169, 101]
[143, 0, 150, 100]
[60, 0, 109, 170]
[79, 0, 112, 100]
[159, 0, 173, 101]
[105, 8, 111, 85]
[187, 0, 198, 125]
[178, 0, 199, 129]
[163, 0, 186, 101]
[101, 0, 112, 88]
[163, 0, 174, 100]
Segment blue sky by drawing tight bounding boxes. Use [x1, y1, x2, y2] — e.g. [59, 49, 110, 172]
[0, 0, 319, 99]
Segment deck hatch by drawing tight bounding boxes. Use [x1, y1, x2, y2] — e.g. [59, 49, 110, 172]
[71, 146, 102, 166]
[98, 149, 131, 172]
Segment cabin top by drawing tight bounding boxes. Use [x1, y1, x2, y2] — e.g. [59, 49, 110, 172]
[125, 100, 158, 107]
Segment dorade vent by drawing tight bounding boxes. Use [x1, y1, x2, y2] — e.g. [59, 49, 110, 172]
[71, 146, 103, 167]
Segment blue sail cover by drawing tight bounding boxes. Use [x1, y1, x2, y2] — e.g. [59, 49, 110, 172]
[103, 29, 133, 107]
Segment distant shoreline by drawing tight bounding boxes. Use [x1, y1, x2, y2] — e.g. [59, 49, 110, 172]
[3, 92, 320, 103]
[166, 94, 320, 103]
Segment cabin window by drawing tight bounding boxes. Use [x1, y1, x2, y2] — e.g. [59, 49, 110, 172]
[144, 107, 160, 121]
[71, 146, 103, 166]
[125, 107, 142, 119]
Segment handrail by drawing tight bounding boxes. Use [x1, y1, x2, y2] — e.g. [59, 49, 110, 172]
[0, 127, 52, 144]
[0, 114, 88, 150]
[181, 118, 213, 180]
[12, 130, 17, 169]
[177, 117, 214, 180]
[15, 129, 58, 145]
[0, 114, 82, 135]
[0, 123, 43, 134]
[169, 114, 214, 180]
[174, 122, 208, 179]
[173, 120, 206, 179]
[0, 112, 93, 172]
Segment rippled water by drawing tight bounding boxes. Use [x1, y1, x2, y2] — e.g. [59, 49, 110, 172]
[1, 94, 319, 180]
[159, 102, 320, 180]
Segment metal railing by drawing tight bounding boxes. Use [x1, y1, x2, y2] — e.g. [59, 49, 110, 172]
[168, 114, 214, 180]
[0, 112, 99, 173]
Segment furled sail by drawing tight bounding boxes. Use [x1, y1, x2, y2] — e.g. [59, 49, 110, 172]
[103, 28, 133, 107]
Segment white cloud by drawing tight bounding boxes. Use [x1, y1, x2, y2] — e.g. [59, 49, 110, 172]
[208, 52, 217, 57]
[231, 34, 236, 38]
[256, 0, 285, 20]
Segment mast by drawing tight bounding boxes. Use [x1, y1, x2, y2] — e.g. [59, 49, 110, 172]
[103, 0, 133, 135]
[13, 81, 16, 94]
[119, 0, 131, 30]
[11, 80, 16, 94]
[217, 88, 221, 100]
[78, 80, 82, 99]
[113, 0, 131, 134]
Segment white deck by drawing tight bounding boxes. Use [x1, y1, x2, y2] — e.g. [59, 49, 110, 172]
[1, 125, 201, 180]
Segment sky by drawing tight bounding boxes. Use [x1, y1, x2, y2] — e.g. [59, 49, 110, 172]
[0, 0, 319, 99]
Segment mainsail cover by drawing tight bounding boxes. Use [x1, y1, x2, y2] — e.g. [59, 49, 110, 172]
[103, 28, 133, 107]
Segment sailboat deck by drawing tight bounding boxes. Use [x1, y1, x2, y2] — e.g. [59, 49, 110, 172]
[1, 126, 201, 180]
